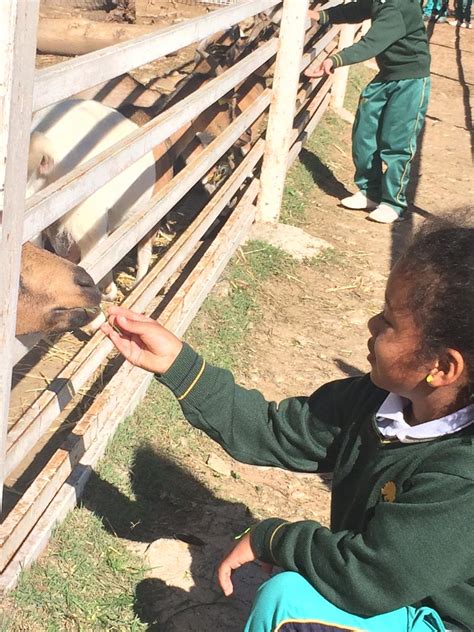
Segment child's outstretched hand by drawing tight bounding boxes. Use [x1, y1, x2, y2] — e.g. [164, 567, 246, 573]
[217, 532, 273, 596]
[100, 305, 183, 375]
[304, 58, 334, 78]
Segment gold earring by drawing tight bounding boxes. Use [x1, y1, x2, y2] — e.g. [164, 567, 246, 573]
[426, 374, 434, 384]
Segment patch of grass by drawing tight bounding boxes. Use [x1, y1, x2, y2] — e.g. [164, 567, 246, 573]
[305, 110, 346, 157]
[306, 247, 346, 269]
[281, 111, 348, 227]
[5, 510, 146, 631]
[282, 165, 316, 225]
[189, 240, 293, 369]
[237, 241, 294, 283]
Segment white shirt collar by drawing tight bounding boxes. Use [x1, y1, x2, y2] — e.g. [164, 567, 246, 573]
[375, 392, 474, 443]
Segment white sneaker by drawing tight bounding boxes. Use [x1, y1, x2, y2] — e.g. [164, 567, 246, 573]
[368, 204, 402, 224]
[463, 21, 472, 28]
[449, 19, 462, 25]
[341, 190, 378, 210]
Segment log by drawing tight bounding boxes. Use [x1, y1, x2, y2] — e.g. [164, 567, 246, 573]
[37, 17, 159, 56]
[41, 0, 109, 9]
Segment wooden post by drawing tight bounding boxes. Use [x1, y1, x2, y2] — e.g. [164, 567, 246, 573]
[330, 23, 357, 111]
[256, 0, 309, 223]
[0, 0, 39, 511]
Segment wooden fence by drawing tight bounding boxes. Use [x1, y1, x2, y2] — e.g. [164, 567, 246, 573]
[0, 0, 366, 591]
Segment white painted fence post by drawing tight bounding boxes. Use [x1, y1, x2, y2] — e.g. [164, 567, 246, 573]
[330, 23, 357, 111]
[0, 0, 40, 511]
[256, 0, 309, 223]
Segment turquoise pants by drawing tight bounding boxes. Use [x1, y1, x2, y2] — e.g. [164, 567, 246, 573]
[352, 77, 430, 216]
[244, 572, 445, 632]
[423, 0, 448, 17]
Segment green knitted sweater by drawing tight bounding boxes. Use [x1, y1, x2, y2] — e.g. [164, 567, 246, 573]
[319, 0, 430, 81]
[158, 344, 474, 629]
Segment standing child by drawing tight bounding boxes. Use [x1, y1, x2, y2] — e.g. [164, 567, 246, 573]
[102, 216, 474, 631]
[449, 0, 472, 27]
[305, 0, 431, 223]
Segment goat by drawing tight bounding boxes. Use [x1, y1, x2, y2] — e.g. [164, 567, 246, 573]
[15, 241, 101, 336]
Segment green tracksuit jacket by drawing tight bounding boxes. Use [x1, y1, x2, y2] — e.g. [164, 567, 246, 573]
[158, 344, 474, 629]
[319, 0, 430, 80]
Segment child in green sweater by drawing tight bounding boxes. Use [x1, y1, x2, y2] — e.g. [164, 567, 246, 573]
[305, 0, 431, 224]
[102, 216, 473, 631]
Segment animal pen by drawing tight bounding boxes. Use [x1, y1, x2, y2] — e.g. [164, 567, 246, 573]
[0, 0, 366, 591]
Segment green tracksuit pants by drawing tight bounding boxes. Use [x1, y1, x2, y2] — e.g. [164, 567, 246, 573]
[352, 76, 431, 216]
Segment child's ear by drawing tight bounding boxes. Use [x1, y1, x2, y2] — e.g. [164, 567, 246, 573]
[429, 349, 466, 388]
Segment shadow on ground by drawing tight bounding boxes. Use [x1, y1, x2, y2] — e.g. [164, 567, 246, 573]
[299, 147, 352, 200]
[82, 445, 276, 630]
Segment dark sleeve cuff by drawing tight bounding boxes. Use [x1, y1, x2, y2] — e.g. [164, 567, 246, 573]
[250, 518, 289, 564]
[318, 9, 330, 24]
[157, 342, 205, 401]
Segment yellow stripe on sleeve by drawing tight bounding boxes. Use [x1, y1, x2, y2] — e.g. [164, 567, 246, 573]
[177, 359, 206, 401]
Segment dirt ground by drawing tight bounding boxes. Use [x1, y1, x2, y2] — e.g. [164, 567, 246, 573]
[102, 23, 473, 632]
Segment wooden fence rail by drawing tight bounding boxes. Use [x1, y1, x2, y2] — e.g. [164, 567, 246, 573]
[33, 0, 280, 111]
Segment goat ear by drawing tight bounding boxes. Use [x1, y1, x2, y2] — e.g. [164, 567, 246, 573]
[28, 132, 55, 178]
[38, 152, 54, 176]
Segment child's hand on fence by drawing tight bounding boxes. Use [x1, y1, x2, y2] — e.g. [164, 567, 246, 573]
[304, 58, 334, 78]
[307, 8, 320, 21]
[100, 305, 183, 375]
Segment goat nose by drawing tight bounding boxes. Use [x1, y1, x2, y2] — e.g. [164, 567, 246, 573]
[74, 267, 96, 288]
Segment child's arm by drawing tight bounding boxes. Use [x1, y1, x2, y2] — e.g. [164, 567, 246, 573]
[318, 1, 372, 25]
[322, 0, 406, 68]
[101, 306, 371, 472]
[158, 341, 358, 472]
[248, 469, 474, 616]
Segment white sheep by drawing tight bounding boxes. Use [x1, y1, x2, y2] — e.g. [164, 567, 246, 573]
[27, 99, 166, 304]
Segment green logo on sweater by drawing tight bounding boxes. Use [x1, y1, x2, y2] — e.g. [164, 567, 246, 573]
[381, 481, 397, 502]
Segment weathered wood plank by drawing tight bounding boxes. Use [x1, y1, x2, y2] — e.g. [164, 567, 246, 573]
[162, 182, 259, 335]
[287, 92, 332, 168]
[0, 0, 40, 511]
